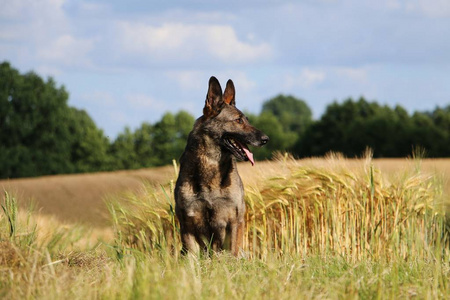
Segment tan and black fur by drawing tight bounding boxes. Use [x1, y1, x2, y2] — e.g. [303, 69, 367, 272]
[175, 76, 269, 256]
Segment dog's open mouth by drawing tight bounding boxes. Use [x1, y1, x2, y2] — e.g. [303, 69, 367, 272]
[223, 137, 255, 166]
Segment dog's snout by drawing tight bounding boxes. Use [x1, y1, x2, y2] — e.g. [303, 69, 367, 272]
[260, 134, 269, 145]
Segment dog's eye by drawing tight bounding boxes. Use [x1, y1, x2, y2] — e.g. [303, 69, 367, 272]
[236, 118, 243, 124]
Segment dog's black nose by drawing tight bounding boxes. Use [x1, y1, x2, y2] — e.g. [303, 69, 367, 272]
[260, 134, 269, 145]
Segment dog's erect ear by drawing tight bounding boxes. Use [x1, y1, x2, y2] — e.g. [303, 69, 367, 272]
[223, 79, 235, 106]
[203, 76, 223, 118]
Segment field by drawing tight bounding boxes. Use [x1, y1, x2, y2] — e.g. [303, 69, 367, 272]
[1, 154, 449, 299]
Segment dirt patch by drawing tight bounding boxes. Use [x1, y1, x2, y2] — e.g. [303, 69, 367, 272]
[0, 166, 175, 227]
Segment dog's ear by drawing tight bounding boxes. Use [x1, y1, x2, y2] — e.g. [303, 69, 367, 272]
[203, 76, 223, 118]
[223, 79, 235, 106]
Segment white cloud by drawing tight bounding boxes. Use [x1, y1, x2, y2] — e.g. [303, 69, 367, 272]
[284, 67, 370, 91]
[414, 0, 450, 17]
[107, 110, 129, 125]
[125, 94, 165, 110]
[117, 22, 272, 64]
[0, 0, 65, 19]
[385, 0, 402, 10]
[205, 26, 272, 63]
[166, 70, 257, 94]
[285, 68, 326, 89]
[166, 71, 205, 91]
[34, 65, 63, 77]
[0, 0, 94, 73]
[77, 2, 110, 14]
[37, 35, 95, 67]
[0, 0, 68, 54]
[82, 91, 117, 106]
[385, 0, 450, 17]
[214, 71, 257, 92]
[334, 67, 368, 83]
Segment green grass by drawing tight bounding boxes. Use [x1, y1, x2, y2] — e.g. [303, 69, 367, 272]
[0, 249, 448, 299]
[1, 156, 449, 299]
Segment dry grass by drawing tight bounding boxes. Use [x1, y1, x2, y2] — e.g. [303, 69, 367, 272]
[1, 157, 450, 229]
[0, 240, 24, 268]
[108, 154, 449, 260]
[0, 166, 174, 227]
[1, 155, 449, 299]
[244, 154, 448, 260]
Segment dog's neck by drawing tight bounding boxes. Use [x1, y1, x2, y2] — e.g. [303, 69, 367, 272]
[189, 133, 237, 190]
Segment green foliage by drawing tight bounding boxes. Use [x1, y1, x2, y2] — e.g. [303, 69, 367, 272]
[1, 62, 71, 177]
[134, 122, 158, 167]
[0, 62, 112, 178]
[109, 127, 141, 170]
[109, 111, 195, 170]
[249, 94, 312, 160]
[68, 108, 112, 172]
[247, 112, 297, 160]
[152, 111, 195, 166]
[262, 94, 312, 134]
[296, 97, 450, 158]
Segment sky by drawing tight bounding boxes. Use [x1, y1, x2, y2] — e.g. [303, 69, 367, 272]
[1, 0, 450, 139]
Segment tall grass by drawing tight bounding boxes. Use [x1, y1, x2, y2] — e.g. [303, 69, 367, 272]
[107, 181, 178, 259]
[245, 158, 448, 262]
[0, 191, 109, 298]
[1, 156, 449, 299]
[109, 154, 449, 263]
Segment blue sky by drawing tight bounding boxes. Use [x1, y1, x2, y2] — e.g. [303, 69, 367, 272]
[1, 0, 450, 139]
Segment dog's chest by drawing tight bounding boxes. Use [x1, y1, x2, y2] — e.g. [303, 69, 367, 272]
[185, 186, 245, 223]
[180, 171, 245, 216]
[176, 152, 246, 219]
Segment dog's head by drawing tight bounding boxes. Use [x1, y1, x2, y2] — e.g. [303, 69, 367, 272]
[200, 76, 269, 165]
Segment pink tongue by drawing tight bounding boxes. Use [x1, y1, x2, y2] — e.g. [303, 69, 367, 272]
[242, 147, 255, 166]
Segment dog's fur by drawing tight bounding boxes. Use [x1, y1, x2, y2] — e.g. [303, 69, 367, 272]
[175, 76, 269, 256]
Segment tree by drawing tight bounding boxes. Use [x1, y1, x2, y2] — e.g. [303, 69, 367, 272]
[109, 127, 140, 170]
[109, 110, 195, 169]
[430, 106, 450, 155]
[247, 112, 297, 160]
[259, 94, 312, 157]
[0, 61, 111, 178]
[296, 98, 416, 158]
[296, 98, 450, 158]
[409, 112, 446, 157]
[0, 62, 72, 177]
[152, 111, 195, 166]
[262, 94, 312, 134]
[68, 108, 112, 172]
[133, 122, 158, 167]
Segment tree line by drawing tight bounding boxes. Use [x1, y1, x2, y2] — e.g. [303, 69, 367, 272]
[1, 61, 449, 179]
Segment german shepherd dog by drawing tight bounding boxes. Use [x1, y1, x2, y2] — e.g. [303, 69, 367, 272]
[175, 76, 269, 256]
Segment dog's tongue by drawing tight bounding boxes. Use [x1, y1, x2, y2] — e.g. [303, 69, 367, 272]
[234, 139, 255, 166]
[242, 146, 255, 166]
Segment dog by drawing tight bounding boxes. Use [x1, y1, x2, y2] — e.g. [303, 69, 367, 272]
[175, 76, 269, 256]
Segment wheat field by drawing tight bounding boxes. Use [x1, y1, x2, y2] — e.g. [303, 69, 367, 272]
[1, 154, 449, 299]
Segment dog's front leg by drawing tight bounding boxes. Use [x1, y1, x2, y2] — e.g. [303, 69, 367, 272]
[180, 225, 199, 255]
[211, 223, 226, 253]
[230, 220, 245, 256]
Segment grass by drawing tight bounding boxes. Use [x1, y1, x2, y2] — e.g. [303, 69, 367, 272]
[1, 155, 449, 299]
